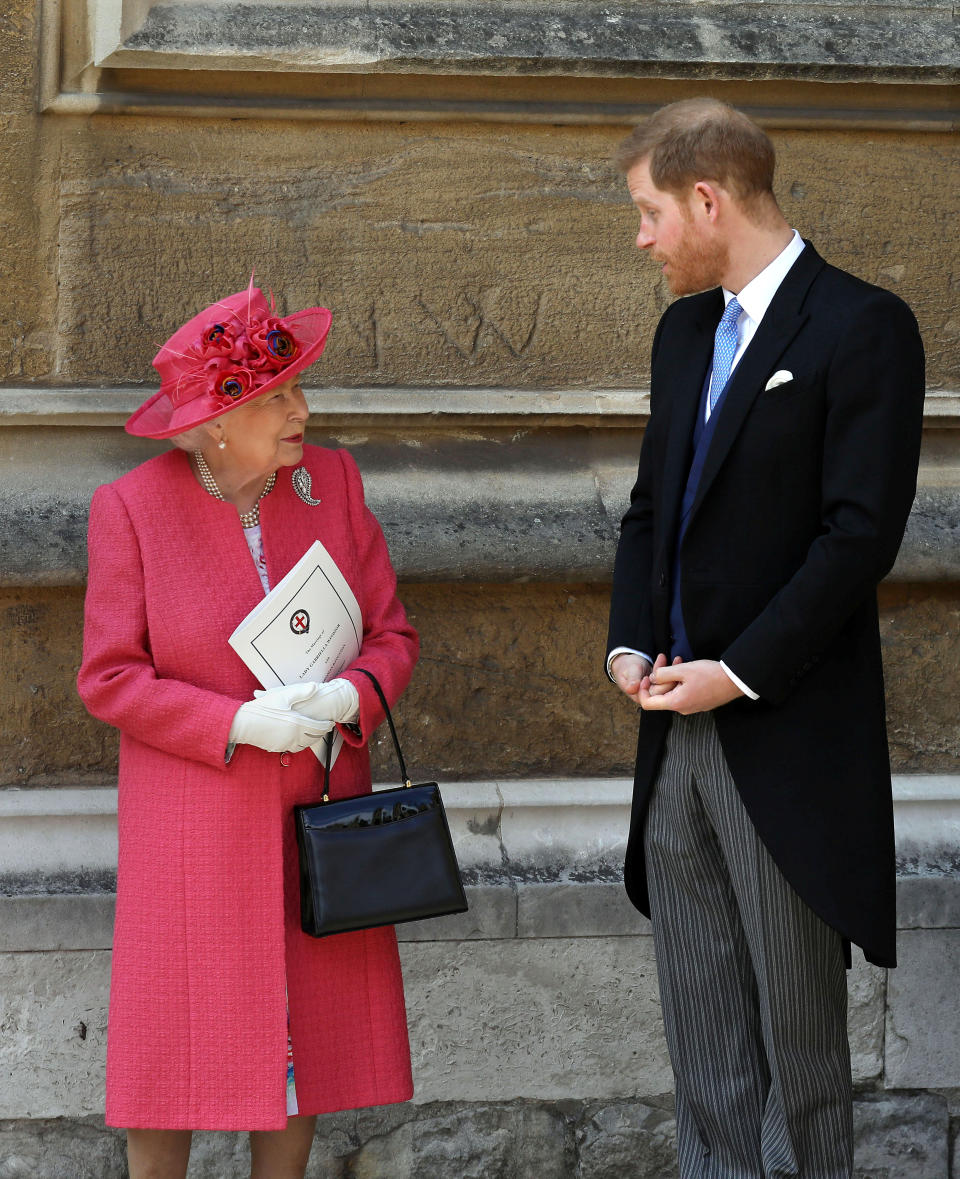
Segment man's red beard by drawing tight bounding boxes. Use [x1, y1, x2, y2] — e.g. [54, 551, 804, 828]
[657, 223, 730, 296]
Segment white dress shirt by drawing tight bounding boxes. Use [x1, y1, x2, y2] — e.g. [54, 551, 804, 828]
[608, 231, 806, 700]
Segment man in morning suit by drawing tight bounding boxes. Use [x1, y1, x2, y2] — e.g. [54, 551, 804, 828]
[606, 99, 925, 1177]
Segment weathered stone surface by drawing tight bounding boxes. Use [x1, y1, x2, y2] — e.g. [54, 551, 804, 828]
[44, 123, 958, 390]
[0, 1117, 125, 1179]
[0, 952, 110, 1119]
[853, 1092, 949, 1179]
[0, 588, 114, 785]
[401, 584, 638, 781]
[351, 1102, 575, 1178]
[400, 884, 516, 942]
[0, 0, 55, 384]
[0, 937, 669, 1117]
[898, 875, 960, 926]
[4, 1094, 951, 1178]
[401, 937, 672, 1102]
[517, 882, 650, 939]
[110, 0, 957, 82]
[4, 583, 960, 784]
[576, 1101, 679, 1179]
[2, 412, 959, 588]
[848, 954, 886, 1084]
[0, 896, 115, 953]
[900, 487, 960, 582]
[880, 585, 960, 773]
[885, 929, 960, 1088]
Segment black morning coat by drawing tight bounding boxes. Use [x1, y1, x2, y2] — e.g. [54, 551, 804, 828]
[607, 242, 925, 968]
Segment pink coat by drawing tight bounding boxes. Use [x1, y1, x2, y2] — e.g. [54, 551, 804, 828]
[78, 444, 419, 1130]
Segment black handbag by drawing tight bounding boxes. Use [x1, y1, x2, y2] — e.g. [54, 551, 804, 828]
[294, 669, 468, 938]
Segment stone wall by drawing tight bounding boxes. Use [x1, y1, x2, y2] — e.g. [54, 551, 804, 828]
[1, 0, 958, 1173]
[2, 781, 960, 1176]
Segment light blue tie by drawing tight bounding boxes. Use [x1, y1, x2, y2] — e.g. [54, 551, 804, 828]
[708, 296, 742, 413]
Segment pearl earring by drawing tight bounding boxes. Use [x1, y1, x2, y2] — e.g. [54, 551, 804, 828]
[218, 438, 226, 450]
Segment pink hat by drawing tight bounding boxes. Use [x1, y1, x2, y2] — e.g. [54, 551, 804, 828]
[125, 281, 332, 439]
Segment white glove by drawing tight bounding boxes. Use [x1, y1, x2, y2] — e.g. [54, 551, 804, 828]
[256, 678, 360, 727]
[229, 682, 334, 755]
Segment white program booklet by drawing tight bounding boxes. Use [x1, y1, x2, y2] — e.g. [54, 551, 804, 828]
[229, 540, 362, 767]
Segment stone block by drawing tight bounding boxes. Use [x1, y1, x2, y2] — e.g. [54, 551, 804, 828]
[401, 936, 671, 1102]
[395, 584, 633, 781]
[847, 954, 886, 1084]
[897, 875, 960, 928]
[853, 1092, 949, 1179]
[576, 1101, 679, 1179]
[516, 881, 650, 939]
[349, 1102, 574, 1179]
[880, 584, 960, 773]
[398, 884, 516, 942]
[0, 895, 115, 953]
[0, 1117, 125, 1179]
[0, 582, 646, 784]
[46, 123, 958, 392]
[0, 1094, 954, 1178]
[885, 929, 960, 1088]
[0, 952, 110, 1119]
[5, 582, 960, 784]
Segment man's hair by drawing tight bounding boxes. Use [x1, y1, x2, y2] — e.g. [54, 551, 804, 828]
[616, 99, 776, 207]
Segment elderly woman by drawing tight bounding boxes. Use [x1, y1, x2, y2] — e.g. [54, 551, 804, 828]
[78, 284, 419, 1179]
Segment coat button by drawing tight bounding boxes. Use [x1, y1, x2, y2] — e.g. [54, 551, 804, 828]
[279, 752, 292, 768]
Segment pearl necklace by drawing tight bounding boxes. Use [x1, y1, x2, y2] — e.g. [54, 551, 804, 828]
[193, 451, 277, 529]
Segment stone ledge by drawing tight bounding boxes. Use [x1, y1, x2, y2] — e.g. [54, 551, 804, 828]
[0, 778, 957, 953]
[2, 873, 957, 954]
[92, 0, 957, 82]
[0, 881, 651, 952]
[3, 386, 959, 427]
[1, 776, 956, 876]
[0, 388, 958, 586]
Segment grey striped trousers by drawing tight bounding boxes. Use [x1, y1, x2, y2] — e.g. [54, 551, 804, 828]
[644, 713, 852, 1179]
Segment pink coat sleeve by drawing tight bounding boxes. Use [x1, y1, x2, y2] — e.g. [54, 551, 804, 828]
[77, 484, 241, 770]
[333, 450, 419, 749]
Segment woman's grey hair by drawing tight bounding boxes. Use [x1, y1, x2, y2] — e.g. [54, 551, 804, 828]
[168, 425, 211, 452]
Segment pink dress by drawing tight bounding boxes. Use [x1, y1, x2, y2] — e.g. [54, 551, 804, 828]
[78, 445, 418, 1130]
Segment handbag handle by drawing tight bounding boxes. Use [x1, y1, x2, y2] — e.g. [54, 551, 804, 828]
[322, 668, 412, 794]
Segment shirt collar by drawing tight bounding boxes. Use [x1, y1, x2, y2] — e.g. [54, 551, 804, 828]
[722, 230, 805, 325]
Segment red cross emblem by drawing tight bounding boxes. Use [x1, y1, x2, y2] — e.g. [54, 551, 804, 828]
[289, 610, 310, 635]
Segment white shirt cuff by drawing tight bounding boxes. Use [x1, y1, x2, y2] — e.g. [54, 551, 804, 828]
[607, 647, 654, 683]
[720, 660, 759, 701]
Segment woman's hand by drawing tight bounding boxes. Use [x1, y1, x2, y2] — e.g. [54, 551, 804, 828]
[270, 678, 360, 726]
[229, 683, 335, 754]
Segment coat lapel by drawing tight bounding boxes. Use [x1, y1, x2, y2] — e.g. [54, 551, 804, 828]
[659, 291, 720, 543]
[686, 242, 825, 527]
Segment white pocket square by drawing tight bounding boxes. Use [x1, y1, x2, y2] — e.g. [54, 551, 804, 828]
[764, 370, 793, 391]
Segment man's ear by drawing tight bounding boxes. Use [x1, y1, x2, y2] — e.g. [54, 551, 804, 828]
[691, 180, 723, 223]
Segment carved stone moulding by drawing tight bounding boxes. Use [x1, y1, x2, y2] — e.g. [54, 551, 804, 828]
[42, 0, 959, 128]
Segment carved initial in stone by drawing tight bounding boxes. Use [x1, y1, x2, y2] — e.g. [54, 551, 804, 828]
[419, 292, 543, 360]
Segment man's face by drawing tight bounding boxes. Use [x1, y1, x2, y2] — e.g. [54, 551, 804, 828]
[625, 158, 728, 295]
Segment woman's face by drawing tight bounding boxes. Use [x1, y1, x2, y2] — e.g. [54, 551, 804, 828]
[208, 377, 309, 477]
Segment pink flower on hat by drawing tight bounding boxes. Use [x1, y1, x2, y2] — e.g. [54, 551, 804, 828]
[199, 323, 237, 359]
[250, 317, 300, 366]
[209, 362, 257, 406]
